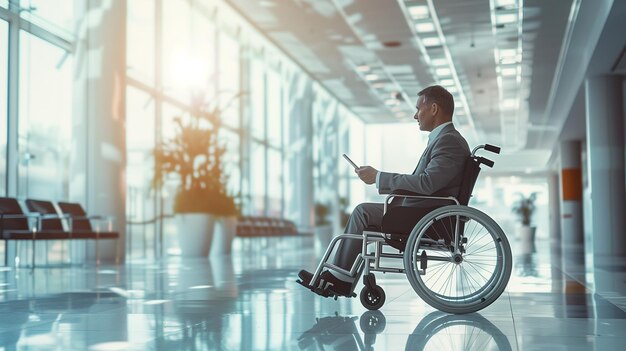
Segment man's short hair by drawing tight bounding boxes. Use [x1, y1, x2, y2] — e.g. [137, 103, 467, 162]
[418, 85, 454, 117]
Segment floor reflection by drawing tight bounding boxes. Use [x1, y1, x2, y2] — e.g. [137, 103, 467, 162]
[0, 236, 625, 350]
[298, 311, 385, 351]
[297, 311, 511, 351]
[0, 292, 125, 350]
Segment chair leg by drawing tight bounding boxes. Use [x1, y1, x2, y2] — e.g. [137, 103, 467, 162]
[96, 237, 100, 266]
[31, 239, 35, 272]
[115, 238, 120, 264]
[4, 240, 7, 267]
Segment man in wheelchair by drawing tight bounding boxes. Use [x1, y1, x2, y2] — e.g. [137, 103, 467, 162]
[298, 85, 470, 297]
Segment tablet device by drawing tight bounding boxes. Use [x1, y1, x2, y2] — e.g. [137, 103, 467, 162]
[342, 154, 359, 170]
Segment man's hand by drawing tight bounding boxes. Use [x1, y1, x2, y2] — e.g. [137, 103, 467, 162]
[356, 166, 378, 185]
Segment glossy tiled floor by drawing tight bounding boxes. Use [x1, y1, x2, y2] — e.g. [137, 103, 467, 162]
[1, 235, 625, 350]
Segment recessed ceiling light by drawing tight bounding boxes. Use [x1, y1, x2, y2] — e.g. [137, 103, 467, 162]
[415, 22, 435, 33]
[496, 13, 517, 24]
[391, 106, 402, 112]
[501, 67, 517, 76]
[440, 79, 454, 86]
[365, 74, 379, 81]
[435, 68, 451, 76]
[409, 5, 429, 19]
[499, 57, 518, 64]
[372, 82, 386, 88]
[385, 98, 398, 105]
[431, 58, 448, 66]
[356, 65, 370, 72]
[422, 37, 441, 47]
[495, 0, 517, 7]
[447, 87, 458, 93]
[498, 48, 518, 58]
[396, 112, 407, 118]
[502, 98, 518, 108]
[259, 0, 275, 7]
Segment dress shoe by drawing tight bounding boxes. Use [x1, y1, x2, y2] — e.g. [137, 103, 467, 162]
[298, 270, 314, 284]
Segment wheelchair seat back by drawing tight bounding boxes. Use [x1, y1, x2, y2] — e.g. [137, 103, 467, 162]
[382, 155, 484, 252]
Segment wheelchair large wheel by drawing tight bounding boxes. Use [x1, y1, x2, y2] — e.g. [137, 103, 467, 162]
[403, 205, 512, 314]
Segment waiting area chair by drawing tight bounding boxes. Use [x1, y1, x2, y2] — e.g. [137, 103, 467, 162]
[0, 198, 120, 268]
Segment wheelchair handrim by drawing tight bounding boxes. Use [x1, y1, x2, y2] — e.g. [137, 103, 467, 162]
[404, 205, 512, 313]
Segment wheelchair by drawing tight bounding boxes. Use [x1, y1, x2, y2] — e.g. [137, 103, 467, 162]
[298, 144, 512, 314]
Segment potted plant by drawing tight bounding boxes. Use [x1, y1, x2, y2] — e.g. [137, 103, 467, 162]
[154, 93, 240, 257]
[511, 192, 538, 253]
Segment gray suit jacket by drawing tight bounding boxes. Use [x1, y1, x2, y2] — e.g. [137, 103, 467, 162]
[378, 123, 470, 208]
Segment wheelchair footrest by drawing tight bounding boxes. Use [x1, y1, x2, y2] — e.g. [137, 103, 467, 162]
[296, 279, 357, 299]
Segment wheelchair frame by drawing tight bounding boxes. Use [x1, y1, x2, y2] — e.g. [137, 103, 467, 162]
[304, 144, 512, 314]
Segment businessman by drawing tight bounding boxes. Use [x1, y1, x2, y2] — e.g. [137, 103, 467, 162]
[299, 85, 470, 296]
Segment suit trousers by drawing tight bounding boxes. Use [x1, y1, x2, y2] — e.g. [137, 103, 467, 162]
[333, 202, 384, 272]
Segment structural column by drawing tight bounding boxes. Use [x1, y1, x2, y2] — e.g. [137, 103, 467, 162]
[72, 0, 127, 263]
[559, 141, 584, 271]
[585, 75, 626, 257]
[284, 71, 314, 230]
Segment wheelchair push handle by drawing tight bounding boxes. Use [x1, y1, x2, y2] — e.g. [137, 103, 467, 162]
[478, 157, 495, 168]
[484, 144, 501, 154]
[471, 144, 501, 157]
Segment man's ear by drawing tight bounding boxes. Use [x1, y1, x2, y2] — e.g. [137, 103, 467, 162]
[431, 102, 439, 115]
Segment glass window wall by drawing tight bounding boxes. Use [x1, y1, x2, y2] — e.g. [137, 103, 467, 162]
[220, 128, 241, 201]
[15, 30, 73, 265]
[20, 0, 74, 35]
[266, 70, 281, 147]
[249, 59, 265, 140]
[162, 0, 192, 103]
[249, 141, 266, 216]
[18, 31, 72, 200]
[218, 31, 240, 129]
[0, 19, 7, 196]
[267, 148, 282, 217]
[124, 0, 369, 254]
[127, 0, 155, 85]
[126, 86, 156, 259]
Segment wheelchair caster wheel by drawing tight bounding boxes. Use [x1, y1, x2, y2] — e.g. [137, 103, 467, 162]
[360, 285, 385, 310]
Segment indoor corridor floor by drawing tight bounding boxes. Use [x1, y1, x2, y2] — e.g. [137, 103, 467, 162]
[1, 235, 626, 350]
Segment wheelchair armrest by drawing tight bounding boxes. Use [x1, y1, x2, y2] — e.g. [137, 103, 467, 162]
[383, 192, 459, 214]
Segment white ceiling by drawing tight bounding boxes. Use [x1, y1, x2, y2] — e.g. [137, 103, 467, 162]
[225, 0, 578, 173]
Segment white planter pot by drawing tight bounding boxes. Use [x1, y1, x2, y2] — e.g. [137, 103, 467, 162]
[176, 213, 215, 257]
[518, 226, 536, 255]
[211, 216, 238, 255]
